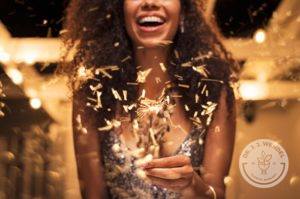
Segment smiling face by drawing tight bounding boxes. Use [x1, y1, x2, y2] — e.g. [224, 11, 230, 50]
[124, 0, 181, 49]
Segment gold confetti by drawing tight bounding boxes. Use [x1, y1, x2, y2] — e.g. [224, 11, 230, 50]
[121, 56, 131, 62]
[192, 65, 209, 77]
[126, 82, 138, 86]
[114, 42, 120, 47]
[98, 119, 121, 131]
[89, 83, 102, 94]
[111, 88, 122, 101]
[158, 40, 173, 46]
[88, 6, 99, 12]
[87, 91, 103, 110]
[0, 82, 5, 117]
[122, 90, 128, 101]
[174, 50, 179, 59]
[201, 84, 207, 94]
[178, 84, 190, 88]
[195, 94, 200, 103]
[181, 61, 193, 67]
[76, 114, 88, 134]
[137, 68, 152, 83]
[138, 89, 146, 100]
[174, 74, 183, 81]
[193, 111, 198, 117]
[95, 65, 119, 79]
[184, 104, 190, 111]
[159, 63, 166, 72]
[155, 77, 161, 84]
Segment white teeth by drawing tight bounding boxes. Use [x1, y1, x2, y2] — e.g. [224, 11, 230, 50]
[138, 16, 164, 24]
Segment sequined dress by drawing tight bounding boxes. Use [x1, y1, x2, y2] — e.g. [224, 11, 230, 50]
[101, 125, 206, 199]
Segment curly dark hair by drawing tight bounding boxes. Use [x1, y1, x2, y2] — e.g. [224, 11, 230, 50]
[59, 0, 238, 130]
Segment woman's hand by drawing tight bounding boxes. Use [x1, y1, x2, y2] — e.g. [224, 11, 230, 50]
[141, 155, 210, 198]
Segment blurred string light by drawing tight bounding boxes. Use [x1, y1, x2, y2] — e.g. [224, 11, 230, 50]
[239, 81, 268, 100]
[30, 97, 42, 109]
[0, 49, 10, 63]
[22, 52, 37, 65]
[7, 68, 24, 85]
[254, 29, 266, 43]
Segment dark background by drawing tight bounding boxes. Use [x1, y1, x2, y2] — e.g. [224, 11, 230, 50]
[0, 0, 281, 38]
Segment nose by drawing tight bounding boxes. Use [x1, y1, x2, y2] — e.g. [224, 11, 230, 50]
[141, 0, 160, 10]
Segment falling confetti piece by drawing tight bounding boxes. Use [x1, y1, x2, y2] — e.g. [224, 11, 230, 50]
[112, 88, 122, 101]
[137, 68, 152, 83]
[192, 65, 209, 77]
[114, 42, 120, 47]
[98, 119, 121, 131]
[76, 114, 88, 134]
[121, 56, 131, 63]
[159, 63, 166, 72]
[0, 82, 5, 118]
[178, 84, 190, 88]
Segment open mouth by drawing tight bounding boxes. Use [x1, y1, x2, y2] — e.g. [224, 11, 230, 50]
[137, 16, 166, 29]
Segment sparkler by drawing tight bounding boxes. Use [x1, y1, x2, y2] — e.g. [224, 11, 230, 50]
[132, 88, 176, 158]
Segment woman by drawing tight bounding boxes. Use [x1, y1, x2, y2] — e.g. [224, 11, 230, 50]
[61, 0, 237, 198]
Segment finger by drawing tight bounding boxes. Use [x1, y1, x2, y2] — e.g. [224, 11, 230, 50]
[143, 155, 191, 169]
[148, 176, 191, 191]
[145, 165, 194, 180]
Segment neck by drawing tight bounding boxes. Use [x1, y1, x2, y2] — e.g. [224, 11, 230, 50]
[134, 46, 171, 100]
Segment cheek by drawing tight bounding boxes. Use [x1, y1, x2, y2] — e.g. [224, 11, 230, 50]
[123, 2, 136, 31]
[167, 4, 181, 35]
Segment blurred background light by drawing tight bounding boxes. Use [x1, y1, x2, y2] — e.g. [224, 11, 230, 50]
[7, 67, 23, 85]
[30, 97, 42, 109]
[254, 29, 267, 43]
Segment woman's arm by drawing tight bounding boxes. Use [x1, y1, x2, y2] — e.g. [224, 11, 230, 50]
[199, 85, 236, 198]
[72, 88, 109, 199]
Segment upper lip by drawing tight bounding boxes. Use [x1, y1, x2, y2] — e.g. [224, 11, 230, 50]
[136, 13, 166, 24]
